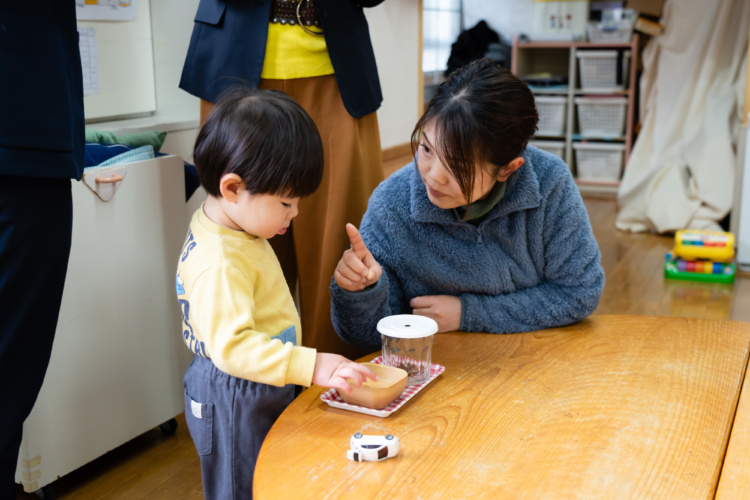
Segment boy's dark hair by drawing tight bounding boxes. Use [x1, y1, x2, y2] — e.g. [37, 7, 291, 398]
[411, 58, 539, 206]
[194, 87, 324, 198]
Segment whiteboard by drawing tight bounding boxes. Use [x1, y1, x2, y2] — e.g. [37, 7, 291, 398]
[78, 0, 156, 120]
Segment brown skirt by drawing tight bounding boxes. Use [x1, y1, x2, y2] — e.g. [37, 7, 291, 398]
[201, 74, 384, 359]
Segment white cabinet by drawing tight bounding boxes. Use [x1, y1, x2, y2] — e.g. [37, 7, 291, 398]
[512, 35, 639, 195]
[15, 155, 192, 494]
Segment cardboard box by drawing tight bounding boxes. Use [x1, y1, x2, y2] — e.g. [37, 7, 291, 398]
[626, 0, 665, 18]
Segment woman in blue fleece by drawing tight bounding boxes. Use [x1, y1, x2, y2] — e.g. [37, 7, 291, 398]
[330, 58, 605, 350]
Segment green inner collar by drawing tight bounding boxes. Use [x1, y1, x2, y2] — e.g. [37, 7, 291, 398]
[453, 181, 506, 222]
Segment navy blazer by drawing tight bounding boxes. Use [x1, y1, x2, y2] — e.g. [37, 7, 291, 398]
[0, 1, 84, 180]
[180, 0, 384, 118]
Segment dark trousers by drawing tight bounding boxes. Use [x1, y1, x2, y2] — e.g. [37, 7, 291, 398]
[0, 177, 73, 497]
[183, 355, 295, 500]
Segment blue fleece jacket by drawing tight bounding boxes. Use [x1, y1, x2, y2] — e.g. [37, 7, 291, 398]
[330, 146, 605, 351]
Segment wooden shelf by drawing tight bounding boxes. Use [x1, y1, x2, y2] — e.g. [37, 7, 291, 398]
[513, 35, 639, 195]
[515, 39, 635, 49]
[529, 85, 630, 97]
[575, 179, 620, 196]
[572, 135, 627, 142]
[574, 89, 630, 96]
[535, 134, 567, 140]
[529, 86, 570, 94]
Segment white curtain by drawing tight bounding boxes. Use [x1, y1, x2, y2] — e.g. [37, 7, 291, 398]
[616, 0, 749, 233]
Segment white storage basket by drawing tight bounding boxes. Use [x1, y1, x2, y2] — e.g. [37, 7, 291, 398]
[573, 142, 625, 182]
[575, 97, 627, 138]
[587, 21, 633, 43]
[576, 50, 623, 91]
[535, 96, 567, 136]
[531, 140, 566, 161]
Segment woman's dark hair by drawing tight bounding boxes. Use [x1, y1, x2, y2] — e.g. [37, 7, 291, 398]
[411, 58, 539, 206]
[194, 87, 324, 198]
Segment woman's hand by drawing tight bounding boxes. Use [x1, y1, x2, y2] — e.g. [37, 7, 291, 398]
[312, 353, 378, 393]
[410, 295, 462, 332]
[334, 223, 382, 291]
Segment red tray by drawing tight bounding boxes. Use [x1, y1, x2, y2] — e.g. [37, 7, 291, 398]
[320, 356, 445, 417]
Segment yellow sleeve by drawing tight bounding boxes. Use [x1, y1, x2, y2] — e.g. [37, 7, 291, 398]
[190, 262, 316, 387]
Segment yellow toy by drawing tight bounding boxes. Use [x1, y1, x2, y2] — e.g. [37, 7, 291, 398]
[673, 229, 735, 263]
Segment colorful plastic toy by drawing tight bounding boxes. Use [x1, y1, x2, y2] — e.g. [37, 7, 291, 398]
[665, 230, 736, 283]
[664, 251, 735, 284]
[673, 229, 735, 263]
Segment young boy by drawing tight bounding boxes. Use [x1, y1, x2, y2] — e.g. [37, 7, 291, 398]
[176, 88, 376, 499]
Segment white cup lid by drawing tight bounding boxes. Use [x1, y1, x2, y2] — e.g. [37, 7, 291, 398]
[377, 315, 438, 338]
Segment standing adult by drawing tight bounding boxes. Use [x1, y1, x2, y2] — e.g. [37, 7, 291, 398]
[0, 1, 84, 496]
[180, 0, 386, 358]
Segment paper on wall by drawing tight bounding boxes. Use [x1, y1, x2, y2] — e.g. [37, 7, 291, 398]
[78, 27, 99, 96]
[75, 0, 138, 22]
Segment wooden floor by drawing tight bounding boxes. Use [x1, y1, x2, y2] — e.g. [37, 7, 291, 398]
[16, 163, 750, 499]
[587, 195, 750, 322]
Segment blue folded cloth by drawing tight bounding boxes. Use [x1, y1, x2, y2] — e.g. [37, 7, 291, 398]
[96, 145, 155, 167]
[84, 143, 133, 167]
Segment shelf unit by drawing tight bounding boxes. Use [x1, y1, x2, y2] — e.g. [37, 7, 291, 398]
[512, 34, 639, 195]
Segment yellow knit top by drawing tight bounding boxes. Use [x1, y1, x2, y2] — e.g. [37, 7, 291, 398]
[261, 21, 334, 79]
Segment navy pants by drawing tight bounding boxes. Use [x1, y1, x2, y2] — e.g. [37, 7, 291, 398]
[183, 355, 296, 499]
[0, 177, 73, 497]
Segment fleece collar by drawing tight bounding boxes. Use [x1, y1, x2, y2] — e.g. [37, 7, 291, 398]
[453, 180, 507, 222]
[409, 151, 542, 225]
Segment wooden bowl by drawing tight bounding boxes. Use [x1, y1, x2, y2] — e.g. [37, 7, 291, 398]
[339, 363, 408, 410]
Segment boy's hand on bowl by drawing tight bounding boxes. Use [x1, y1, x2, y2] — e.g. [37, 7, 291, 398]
[313, 353, 378, 394]
[334, 223, 382, 291]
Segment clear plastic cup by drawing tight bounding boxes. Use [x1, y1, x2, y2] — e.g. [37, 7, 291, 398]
[377, 315, 438, 385]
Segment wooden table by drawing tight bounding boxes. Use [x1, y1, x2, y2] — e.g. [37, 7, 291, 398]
[255, 315, 750, 499]
[716, 332, 750, 498]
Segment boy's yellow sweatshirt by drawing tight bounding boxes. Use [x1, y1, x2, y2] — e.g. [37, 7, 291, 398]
[176, 206, 316, 387]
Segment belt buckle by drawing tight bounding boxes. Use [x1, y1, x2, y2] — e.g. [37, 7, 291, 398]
[297, 0, 323, 36]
